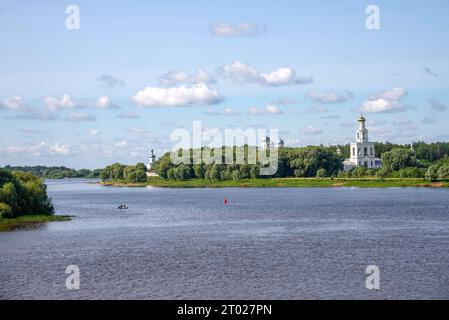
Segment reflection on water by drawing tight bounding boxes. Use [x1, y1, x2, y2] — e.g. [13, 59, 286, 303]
[4, 222, 48, 232]
[1, 179, 449, 299]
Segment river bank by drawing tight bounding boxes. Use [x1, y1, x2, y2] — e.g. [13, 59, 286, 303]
[0, 215, 72, 232]
[100, 177, 449, 188]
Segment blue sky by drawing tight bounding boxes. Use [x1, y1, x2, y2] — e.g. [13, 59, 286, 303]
[1, 0, 448, 169]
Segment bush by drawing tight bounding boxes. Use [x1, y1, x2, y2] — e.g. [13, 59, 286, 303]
[376, 167, 389, 179]
[0, 202, 13, 218]
[316, 168, 328, 178]
[425, 165, 439, 182]
[232, 170, 241, 181]
[353, 166, 367, 178]
[437, 163, 449, 179]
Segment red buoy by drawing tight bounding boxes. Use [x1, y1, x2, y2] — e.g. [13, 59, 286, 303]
[224, 197, 228, 204]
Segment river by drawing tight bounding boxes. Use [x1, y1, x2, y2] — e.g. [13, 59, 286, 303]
[1, 179, 449, 299]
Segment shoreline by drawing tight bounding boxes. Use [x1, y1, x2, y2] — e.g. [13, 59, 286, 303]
[0, 215, 72, 232]
[99, 178, 449, 189]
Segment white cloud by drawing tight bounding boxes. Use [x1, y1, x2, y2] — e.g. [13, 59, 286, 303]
[131, 84, 223, 107]
[204, 107, 240, 116]
[368, 87, 407, 101]
[159, 70, 215, 85]
[44, 94, 75, 111]
[3, 142, 71, 156]
[95, 96, 119, 109]
[361, 99, 405, 113]
[300, 126, 322, 135]
[248, 104, 282, 116]
[220, 61, 313, 87]
[209, 22, 264, 37]
[306, 90, 352, 104]
[63, 112, 97, 122]
[1, 96, 25, 110]
[361, 87, 409, 113]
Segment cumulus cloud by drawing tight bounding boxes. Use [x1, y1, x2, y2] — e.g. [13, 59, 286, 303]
[220, 61, 313, 87]
[97, 74, 125, 88]
[368, 87, 407, 101]
[1, 96, 25, 110]
[131, 84, 223, 107]
[300, 126, 322, 135]
[427, 99, 447, 112]
[159, 70, 215, 85]
[95, 96, 119, 109]
[3, 142, 71, 156]
[306, 90, 353, 104]
[361, 87, 409, 113]
[63, 112, 97, 122]
[248, 104, 282, 116]
[44, 94, 118, 111]
[44, 94, 75, 111]
[209, 22, 264, 37]
[204, 107, 240, 116]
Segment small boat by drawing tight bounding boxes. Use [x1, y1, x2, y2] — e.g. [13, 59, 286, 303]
[117, 204, 129, 209]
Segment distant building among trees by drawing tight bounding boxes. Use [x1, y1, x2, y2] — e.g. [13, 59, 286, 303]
[343, 115, 382, 170]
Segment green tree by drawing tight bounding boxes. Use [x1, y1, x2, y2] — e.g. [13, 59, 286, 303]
[193, 164, 205, 179]
[425, 165, 439, 182]
[135, 163, 147, 173]
[250, 166, 259, 179]
[0, 202, 13, 218]
[316, 168, 328, 178]
[437, 163, 449, 179]
[232, 170, 241, 181]
[381, 148, 418, 172]
[209, 165, 221, 181]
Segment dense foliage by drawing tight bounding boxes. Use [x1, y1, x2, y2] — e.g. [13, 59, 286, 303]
[100, 163, 147, 182]
[95, 141, 449, 183]
[2, 165, 101, 179]
[0, 169, 54, 219]
[151, 146, 344, 181]
[151, 142, 449, 182]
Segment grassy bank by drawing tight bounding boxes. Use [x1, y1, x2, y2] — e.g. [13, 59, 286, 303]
[101, 177, 449, 188]
[0, 215, 71, 232]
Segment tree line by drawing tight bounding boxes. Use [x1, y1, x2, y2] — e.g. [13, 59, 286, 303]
[92, 141, 449, 182]
[2, 165, 101, 179]
[151, 142, 449, 181]
[0, 169, 54, 219]
[100, 163, 148, 182]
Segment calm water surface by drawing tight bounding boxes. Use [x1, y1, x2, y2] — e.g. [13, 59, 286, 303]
[1, 179, 449, 299]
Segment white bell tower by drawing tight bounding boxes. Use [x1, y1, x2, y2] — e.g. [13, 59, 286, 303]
[356, 114, 368, 142]
[146, 149, 158, 177]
